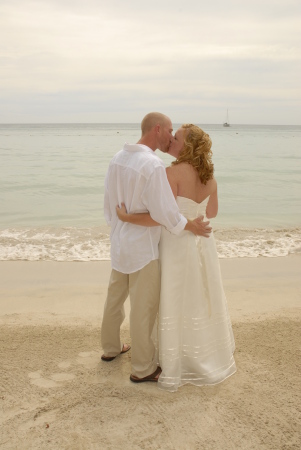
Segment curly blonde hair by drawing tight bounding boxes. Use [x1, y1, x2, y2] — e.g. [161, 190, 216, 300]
[172, 124, 214, 184]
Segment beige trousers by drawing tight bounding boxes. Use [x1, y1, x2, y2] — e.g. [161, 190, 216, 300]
[101, 259, 160, 378]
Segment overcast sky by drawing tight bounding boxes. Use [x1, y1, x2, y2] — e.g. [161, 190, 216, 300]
[1, 0, 300, 124]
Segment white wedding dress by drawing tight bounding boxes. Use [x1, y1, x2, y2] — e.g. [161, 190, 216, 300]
[158, 196, 236, 392]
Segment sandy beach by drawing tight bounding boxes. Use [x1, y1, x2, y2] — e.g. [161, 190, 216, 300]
[0, 256, 300, 449]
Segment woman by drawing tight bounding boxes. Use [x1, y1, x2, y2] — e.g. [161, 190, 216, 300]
[116, 124, 236, 392]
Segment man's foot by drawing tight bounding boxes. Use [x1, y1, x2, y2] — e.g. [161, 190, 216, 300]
[101, 344, 131, 362]
[130, 366, 161, 383]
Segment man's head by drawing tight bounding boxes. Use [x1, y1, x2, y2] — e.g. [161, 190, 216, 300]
[139, 112, 173, 152]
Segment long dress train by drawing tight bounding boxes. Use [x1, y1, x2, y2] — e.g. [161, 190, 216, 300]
[158, 196, 236, 392]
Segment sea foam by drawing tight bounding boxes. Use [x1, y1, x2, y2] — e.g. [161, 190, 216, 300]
[0, 227, 300, 261]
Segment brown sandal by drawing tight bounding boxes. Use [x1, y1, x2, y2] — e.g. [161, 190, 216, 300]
[101, 344, 131, 362]
[130, 366, 161, 383]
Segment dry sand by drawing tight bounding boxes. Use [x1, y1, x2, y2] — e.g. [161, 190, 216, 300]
[0, 256, 300, 449]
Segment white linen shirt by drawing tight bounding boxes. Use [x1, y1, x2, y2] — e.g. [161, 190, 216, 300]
[104, 143, 187, 274]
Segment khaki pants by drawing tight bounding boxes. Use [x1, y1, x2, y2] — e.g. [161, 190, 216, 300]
[101, 259, 160, 378]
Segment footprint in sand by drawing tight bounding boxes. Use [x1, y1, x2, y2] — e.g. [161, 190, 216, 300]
[28, 371, 75, 388]
[28, 372, 59, 388]
[28, 351, 100, 388]
[76, 351, 101, 369]
[57, 361, 72, 369]
[50, 373, 75, 382]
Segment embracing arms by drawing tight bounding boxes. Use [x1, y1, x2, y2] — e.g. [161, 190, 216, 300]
[116, 205, 160, 227]
[114, 163, 212, 237]
[116, 203, 212, 237]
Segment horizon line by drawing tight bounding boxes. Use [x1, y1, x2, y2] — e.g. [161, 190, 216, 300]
[1, 122, 301, 127]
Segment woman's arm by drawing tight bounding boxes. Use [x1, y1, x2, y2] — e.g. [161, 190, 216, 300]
[206, 178, 218, 219]
[116, 203, 160, 227]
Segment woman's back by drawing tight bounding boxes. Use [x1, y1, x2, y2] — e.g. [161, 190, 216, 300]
[166, 162, 218, 218]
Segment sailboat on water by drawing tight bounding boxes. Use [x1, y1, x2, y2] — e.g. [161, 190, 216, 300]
[223, 109, 230, 127]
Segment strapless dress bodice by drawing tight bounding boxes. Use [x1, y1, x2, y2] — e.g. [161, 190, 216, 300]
[176, 196, 209, 220]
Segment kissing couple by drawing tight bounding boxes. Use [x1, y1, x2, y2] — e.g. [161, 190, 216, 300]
[101, 112, 236, 392]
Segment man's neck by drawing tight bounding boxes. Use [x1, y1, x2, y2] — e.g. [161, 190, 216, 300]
[137, 136, 157, 152]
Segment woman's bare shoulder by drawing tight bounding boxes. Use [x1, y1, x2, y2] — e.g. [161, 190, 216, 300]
[166, 163, 186, 178]
[207, 176, 217, 190]
[167, 162, 195, 176]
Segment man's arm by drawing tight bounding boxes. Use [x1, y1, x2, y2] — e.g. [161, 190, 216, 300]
[142, 165, 212, 237]
[185, 217, 211, 237]
[116, 203, 212, 237]
[103, 172, 112, 226]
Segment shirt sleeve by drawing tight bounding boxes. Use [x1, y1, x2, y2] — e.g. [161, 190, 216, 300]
[141, 165, 187, 235]
[103, 171, 112, 226]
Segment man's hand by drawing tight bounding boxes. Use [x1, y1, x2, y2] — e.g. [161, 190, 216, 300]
[185, 216, 212, 237]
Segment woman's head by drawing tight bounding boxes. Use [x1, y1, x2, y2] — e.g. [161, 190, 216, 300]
[171, 124, 214, 184]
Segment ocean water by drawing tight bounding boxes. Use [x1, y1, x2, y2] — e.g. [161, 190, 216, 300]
[0, 123, 300, 260]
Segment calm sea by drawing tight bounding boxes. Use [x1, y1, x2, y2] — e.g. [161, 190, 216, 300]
[1, 123, 300, 260]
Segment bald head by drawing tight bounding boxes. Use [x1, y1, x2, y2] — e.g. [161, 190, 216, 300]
[141, 112, 171, 136]
[138, 112, 173, 152]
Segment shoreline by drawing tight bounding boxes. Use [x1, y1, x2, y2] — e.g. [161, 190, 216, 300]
[0, 254, 300, 326]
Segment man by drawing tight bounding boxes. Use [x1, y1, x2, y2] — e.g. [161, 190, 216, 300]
[101, 112, 211, 383]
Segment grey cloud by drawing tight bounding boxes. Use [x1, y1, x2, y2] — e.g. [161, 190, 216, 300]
[0, 0, 300, 124]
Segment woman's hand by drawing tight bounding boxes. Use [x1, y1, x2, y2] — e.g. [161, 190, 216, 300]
[116, 204, 159, 227]
[116, 202, 129, 222]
